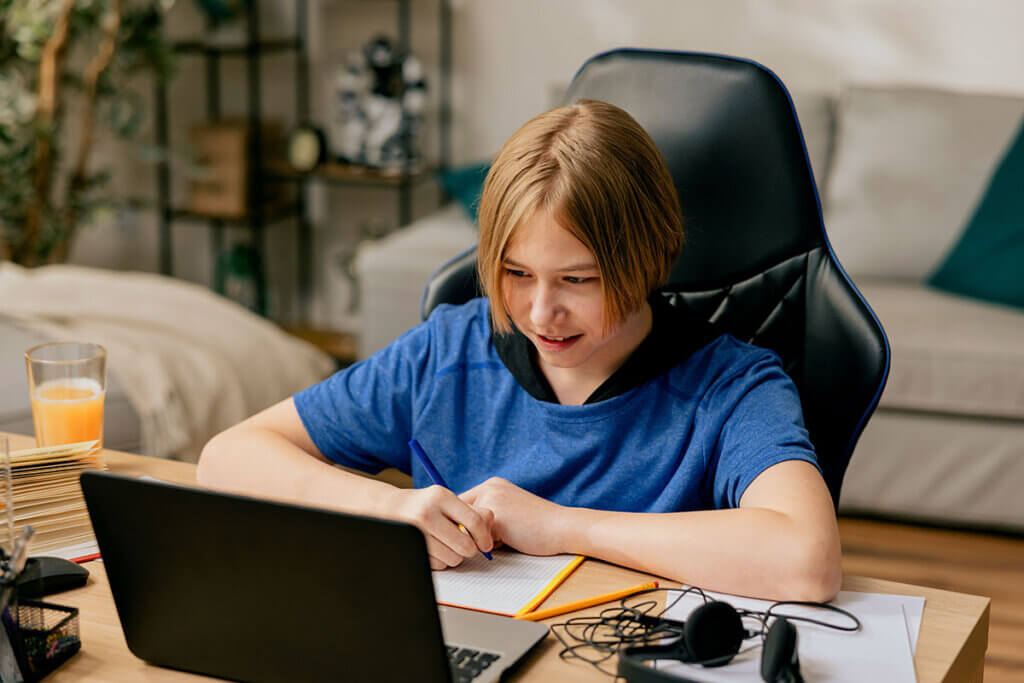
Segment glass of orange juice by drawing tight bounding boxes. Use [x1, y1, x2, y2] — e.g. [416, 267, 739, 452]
[25, 342, 107, 448]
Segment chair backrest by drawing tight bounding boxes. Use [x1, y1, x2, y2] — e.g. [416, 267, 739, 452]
[422, 49, 890, 506]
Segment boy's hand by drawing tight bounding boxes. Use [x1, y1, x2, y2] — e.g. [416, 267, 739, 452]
[390, 486, 494, 570]
[460, 477, 569, 556]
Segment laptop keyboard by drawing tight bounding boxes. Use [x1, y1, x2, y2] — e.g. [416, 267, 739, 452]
[447, 645, 501, 682]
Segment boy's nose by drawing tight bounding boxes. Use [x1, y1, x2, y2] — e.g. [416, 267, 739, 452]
[529, 286, 562, 328]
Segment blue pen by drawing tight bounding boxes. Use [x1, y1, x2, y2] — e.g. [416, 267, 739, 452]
[408, 439, 493, 560]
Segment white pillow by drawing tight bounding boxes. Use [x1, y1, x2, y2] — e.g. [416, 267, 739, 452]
[354, 204, 477, 358]
[824, 85, 1024, 281]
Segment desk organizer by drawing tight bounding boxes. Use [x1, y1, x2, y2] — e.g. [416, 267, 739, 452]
[11, 600, 80, 681]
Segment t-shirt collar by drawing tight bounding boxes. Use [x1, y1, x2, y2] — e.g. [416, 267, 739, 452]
[490, 293, 719, 404]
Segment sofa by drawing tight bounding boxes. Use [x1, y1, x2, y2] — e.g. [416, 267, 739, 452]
[355, 82, 1024, 533]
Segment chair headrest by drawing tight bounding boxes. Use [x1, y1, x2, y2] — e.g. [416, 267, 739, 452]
[565, 50, 826, 289]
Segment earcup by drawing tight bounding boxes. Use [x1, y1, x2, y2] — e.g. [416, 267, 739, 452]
[684, 601, 745, 667]
[760, 617, 801, 683]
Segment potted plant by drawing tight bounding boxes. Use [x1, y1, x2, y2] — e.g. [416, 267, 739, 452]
[0, 0, 175, 266]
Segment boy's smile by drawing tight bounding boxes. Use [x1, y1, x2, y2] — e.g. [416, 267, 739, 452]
[501, 209, 652, 400]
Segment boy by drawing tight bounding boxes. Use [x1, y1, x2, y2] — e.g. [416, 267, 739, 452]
[199, 100, 841, 601]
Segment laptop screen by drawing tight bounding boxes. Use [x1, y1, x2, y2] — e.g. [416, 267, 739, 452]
[81, 471, 452, 683]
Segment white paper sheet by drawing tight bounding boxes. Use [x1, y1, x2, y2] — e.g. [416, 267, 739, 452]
[904, 596, 925, 652]
[44, 539, 99, 562]
[655, 588, 920, 682]
[857, 591, 925, 653]
[431, 550, 580, 616]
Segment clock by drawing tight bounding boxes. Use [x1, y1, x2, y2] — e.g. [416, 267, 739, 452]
[287, 125, 327, 172]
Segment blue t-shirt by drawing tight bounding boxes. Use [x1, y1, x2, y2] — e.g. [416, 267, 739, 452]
[294, 298, 818, 512]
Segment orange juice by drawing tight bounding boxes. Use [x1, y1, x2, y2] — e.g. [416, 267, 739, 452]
[30, 378, 105, 447]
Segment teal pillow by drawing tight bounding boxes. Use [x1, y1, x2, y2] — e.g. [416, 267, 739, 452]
[929, 119, 1024, 310]
[438, 163, 490, 224]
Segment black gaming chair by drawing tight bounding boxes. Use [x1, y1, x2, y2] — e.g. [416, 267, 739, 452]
[421, 49, 890, 507]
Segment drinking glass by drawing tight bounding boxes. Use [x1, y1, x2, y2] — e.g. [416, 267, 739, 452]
[25, 342, 107, 448]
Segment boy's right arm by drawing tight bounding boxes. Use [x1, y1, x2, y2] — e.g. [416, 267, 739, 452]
[197, 397, 493, 569]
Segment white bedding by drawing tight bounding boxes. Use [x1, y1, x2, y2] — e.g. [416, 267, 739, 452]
[0, 263, 335, 461]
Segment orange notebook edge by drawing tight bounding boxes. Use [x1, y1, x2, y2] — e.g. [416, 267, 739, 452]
[512, 555, 586, 618]
[437, 600, 516, 618]
[73, 552, 102, 563]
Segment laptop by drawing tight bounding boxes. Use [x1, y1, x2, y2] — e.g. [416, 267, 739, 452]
[80, 471, 549, 683]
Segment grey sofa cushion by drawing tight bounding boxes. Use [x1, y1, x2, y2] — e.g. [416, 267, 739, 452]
[824, 85, 1024, 281]
[842, 409, 1024, 532]
[859, 282, 1024, 420]
[0, 320, 141, 452]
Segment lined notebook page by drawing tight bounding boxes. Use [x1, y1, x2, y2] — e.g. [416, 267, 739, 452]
[432, 550, 582, 616]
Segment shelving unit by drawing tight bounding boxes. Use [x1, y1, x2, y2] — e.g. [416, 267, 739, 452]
[154, 0, 452, 323]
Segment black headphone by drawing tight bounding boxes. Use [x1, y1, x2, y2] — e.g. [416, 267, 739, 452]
[547, 588, 859, 682]
[617, 600, 804, 682]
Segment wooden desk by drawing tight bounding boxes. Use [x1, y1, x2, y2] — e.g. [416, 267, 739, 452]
[3, 434, 989, 682]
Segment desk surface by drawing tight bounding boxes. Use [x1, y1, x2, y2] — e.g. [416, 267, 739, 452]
[3, 433, 989, 682]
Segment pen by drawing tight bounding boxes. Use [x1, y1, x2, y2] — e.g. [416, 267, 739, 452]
[0, 525, 36, 613]
[515, 580, 660, 621]
[408, 439, 493, 561]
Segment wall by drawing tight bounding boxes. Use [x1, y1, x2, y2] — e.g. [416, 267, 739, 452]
[66, 0, 1024, 329]
[451, 0, 1024, 163]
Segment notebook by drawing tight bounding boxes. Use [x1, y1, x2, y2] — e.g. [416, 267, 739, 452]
[80, 471, 549, 683]
[4, 440, 105, 560]
[433, 551, 584, 616]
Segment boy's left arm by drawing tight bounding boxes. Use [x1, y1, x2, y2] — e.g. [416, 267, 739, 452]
[460, 460, 842, 602]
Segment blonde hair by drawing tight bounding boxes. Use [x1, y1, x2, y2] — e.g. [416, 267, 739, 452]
[477, 99, 683, 334]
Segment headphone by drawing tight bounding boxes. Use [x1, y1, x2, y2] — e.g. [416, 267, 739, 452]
[617, 600, 804, 682]
[548, 588, 860, 682]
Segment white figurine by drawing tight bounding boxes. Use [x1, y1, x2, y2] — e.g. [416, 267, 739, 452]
[328, 36, 427, 169]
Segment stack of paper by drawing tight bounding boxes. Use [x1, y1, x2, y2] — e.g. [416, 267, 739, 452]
[2, 441, 106, 560]
[659, 587, 924, 682]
